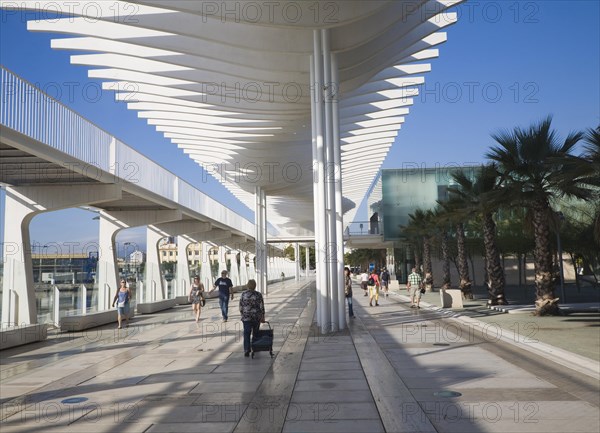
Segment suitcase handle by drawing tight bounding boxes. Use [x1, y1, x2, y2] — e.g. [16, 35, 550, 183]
[261, 320, 271, 329]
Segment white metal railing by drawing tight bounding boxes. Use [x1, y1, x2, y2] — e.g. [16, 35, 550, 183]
[0, 66, 254, 237]
[0, 67, 112, 170]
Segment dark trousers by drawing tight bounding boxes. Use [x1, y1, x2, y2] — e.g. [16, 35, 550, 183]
[219, 294, 229, 320]
[243, 320, 260, 353]
[346, 296, 354, 317]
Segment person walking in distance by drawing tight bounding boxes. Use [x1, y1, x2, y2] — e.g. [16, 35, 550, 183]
[344, 267, 355, 318]
[360, 270, 369, 296]
[380, 268, 390, 297]
[368, 269, 380, 307]
[188, 276, 205, 322]
[112, 279, 131, 329]
[239, 279, 265, 357]
[214, 270, 234, 322]
[407, 267, 423, 309]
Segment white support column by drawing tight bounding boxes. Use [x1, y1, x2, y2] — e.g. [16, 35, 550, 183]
[146, 227, 165, 301]
[98, 209, 181, 307]
[311, 30, 331, 333]
[261, 190, 268, 294]
[177, 236, 192, 297]
[294, 243, 300, 281]
[305, 245, 311, 278]
[1, 185, 121, 325]
[239, 251, 249, 284]
[1, 190, 37, 325]
[217, 244, 227, 276]
[97, 213, 122, 311]
[229, 250, 241, 286]
[255, 187, 268, 295]
[331, 53, 346, 330]
[248, 253, 256, 281]
[200, 242, 214, 292]
[323, 28, 339, 332]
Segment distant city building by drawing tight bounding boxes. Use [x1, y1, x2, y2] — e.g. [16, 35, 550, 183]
[31, 252, 97, 284]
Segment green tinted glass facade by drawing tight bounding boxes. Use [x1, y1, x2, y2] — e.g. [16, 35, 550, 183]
[382, 166, 477, 241]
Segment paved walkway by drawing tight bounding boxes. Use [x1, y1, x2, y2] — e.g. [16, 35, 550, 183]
[1, 279, 599, 432]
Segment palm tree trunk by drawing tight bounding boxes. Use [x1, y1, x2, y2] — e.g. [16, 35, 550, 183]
[483, 212, 507, 305]
[423, 236, 433, 290]
[413, 242, 422, 274]
[517, 253, 522, 288]
[441, 231, 451, 290]
[532, 199, 560, 315]
[456, 222, 473, 299]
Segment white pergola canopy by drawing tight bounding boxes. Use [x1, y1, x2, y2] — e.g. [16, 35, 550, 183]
[14, 0, 461, 237]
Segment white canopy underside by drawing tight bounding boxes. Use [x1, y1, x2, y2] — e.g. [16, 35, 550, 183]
[12, 0, 462, 237]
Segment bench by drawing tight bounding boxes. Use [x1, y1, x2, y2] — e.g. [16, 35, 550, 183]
[136, 299, 177, 314]
[440, 289, 464, 308]
[0, 324, 48, 349]
[60, 310, 119, 332]
[175, 296, 190, 305]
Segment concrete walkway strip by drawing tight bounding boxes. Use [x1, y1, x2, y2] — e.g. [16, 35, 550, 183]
[233, 281, 315, 433]
[349, 316, 437, 433]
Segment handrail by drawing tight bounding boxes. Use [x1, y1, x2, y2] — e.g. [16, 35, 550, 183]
[0, 65, 255, 236]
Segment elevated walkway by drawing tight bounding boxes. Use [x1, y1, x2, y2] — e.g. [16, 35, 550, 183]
[1, 279, 598, 432]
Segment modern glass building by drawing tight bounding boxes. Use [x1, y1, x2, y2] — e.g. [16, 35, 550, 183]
[380, 166, 478, 281]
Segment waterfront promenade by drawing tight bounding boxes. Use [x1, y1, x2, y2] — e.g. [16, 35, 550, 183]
[1, 279, 598, 433]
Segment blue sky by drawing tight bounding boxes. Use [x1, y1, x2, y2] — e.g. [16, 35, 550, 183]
[1, 1, 599, 256]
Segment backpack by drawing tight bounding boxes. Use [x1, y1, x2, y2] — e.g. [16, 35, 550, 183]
[368, 276, 375, 286]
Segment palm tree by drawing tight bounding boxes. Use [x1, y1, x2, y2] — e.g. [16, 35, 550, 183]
[407, 209, 435, 288]
[437, 193, 475, 299]
[433, 204, 453, 290]
[450, 165, 507, 305]
[486, 116, 593, 315]
[582, 126, 600, 244]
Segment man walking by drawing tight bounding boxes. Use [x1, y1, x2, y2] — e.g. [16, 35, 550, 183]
[214, 270, 234, 322]
[406, 267, 423, 309]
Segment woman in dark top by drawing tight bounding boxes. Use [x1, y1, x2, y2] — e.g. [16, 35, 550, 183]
[239, 279, 265, 357]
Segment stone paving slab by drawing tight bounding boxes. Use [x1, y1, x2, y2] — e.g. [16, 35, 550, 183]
[2, 278, 599, 433]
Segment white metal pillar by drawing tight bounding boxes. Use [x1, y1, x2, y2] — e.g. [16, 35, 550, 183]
[255, 186, 268, 295]
[331, 53, 346, 329]
[294, 243, 300, 281]
[322, 28, 340, 332]
[305, 245, 311, 278]
[311, 30, 331, 333]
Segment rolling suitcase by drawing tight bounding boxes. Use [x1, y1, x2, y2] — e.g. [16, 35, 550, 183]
[251, 321, 274, 358]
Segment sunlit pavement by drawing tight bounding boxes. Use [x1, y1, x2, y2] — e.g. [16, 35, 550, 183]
[1, 279, 598, 432]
